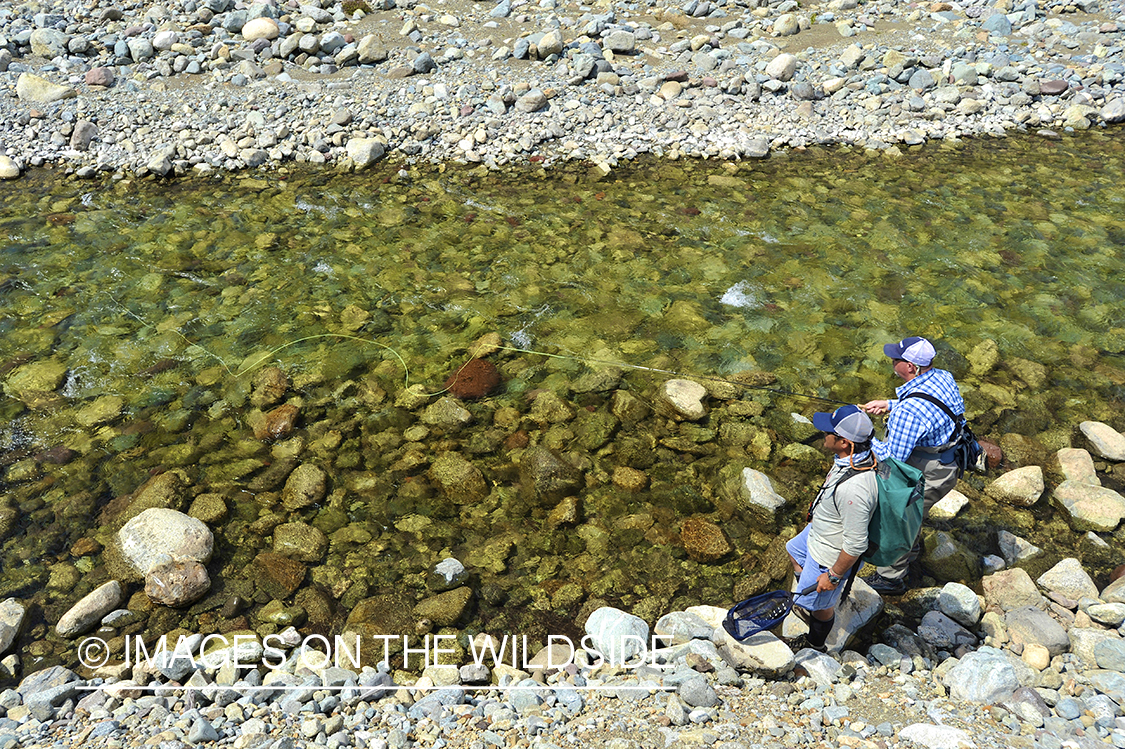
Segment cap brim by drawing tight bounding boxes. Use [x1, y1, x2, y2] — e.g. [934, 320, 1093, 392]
[883, 342, 902, 359]
[812, 412, 836, 433]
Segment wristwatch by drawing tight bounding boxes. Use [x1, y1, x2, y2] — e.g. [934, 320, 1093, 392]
[826, 571, 842, 585]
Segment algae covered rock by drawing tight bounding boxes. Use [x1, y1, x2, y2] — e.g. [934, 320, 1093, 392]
[1051, 481, 1125, 531]
[414, 586, 473, 627]
[921, 530, 980, 583]
[429, 453, 489, 504]
[144, 560, 211, 607]
[281, 463, 328, 511]
[679, 517, 731, 563]
[519, 446, 582, 504]
[273, 522, 329, 562]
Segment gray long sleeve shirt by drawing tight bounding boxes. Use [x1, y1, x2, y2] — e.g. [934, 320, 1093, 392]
[807, 460, 879, 570]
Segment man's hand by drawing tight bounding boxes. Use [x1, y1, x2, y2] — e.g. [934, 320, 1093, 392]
[861, 399, 890, 415]
[816, 572, 838, 593]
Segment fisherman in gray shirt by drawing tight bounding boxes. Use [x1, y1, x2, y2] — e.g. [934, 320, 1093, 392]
[786, 404, 879, 650]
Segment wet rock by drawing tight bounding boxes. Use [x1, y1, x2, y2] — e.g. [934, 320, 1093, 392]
[1037, 558, 1098, 601]
[996, 530, 1041, 566]
[444, 359, 500, 399]
[251, 366, 289, 407]
[250, 403, 300, 440]
[1056, 447, 1099, 485]
[529, 390, 575, 423]
[118, 508, 213, 576]
[546, 496, 581, 529]
[281, 463, 328, 511]
[680, 517, 730, 562]
[943, 646, 1019, 703]
[930, 489, 969, 520]
[273, 522, 329, 562]
[519, 445, 582, 503]
[611, 465, 648, 492]
[4, 357, 66, 401]
[920, 530, 979, 582]
[421, 396, 473, 429]
[429, 453, 489, 504]
[611, 389, 649, 425]
[719, 467, 787, 529]
[984, 466, 1043, 506]
[0, 599, 25, 654]
[15, 73, 77, 103]
[1052, 480, 1125, 531]
[252, 552, 307, 599]
[982, 568, 1045, 612]
[659, 379, 707, 421]
[1080, 421, 1125, 461]
[584, 606, 649, 666]
[121, 471, 187, 522]
[57, 581, 123, 638]
[414, 586, 472, 626]
[144, 560, 211, 607]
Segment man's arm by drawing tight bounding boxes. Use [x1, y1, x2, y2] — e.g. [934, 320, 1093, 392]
[817, 550, 861, 592]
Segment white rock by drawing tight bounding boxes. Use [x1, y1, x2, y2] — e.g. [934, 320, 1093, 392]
[1051, 481, 1125, 531]
[242, 18, 280, 41]
[1057, 447, 1099, 485]
[0, 599, 24, 654]
[899, 723, 977, 749]
[57, 581, 123, 638]
[16, 73, 77, 103]
[930, 489, 969, 520]
[1036, 557, 1098, 601]
[584, 607, 649, 666]
[660, 379, 707, 420]
[1080, 421, 1125, 461]
[766, 53, 798, 81]
[118, 508, 214, 577]
[985, 466, 1043, 506]
[0, 156, 19, 180]
[346, 138, 385, 169]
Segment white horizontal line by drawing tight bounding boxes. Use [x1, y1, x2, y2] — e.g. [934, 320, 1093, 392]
[77, 685, 676, 693]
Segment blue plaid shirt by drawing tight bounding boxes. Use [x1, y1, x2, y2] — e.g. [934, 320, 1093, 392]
[872, 369, 965, 462]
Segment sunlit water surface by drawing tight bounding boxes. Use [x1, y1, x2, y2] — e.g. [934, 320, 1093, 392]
[2, 132, 1125, 671]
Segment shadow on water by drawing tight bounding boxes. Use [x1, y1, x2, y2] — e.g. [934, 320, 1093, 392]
[2, 131, 1125, 675]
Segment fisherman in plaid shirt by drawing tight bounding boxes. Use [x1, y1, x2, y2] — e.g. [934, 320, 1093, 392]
[860, 336, 965, 595]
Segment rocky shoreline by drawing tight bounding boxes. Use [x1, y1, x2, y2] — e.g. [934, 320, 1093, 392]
[2, 0, 1125, 178]
[3, 402, 1125, 749]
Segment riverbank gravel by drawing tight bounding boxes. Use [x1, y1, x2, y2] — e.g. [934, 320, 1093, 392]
[2, 0, 1125, 178]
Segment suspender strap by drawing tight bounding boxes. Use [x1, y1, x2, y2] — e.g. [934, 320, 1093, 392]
[901, 391, 961, 423]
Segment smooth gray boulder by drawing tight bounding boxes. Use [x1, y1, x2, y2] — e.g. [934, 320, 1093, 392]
[584, 607, 649, 666]
[938, 582, 981, 627]
[943, 647, 1019, 703]
[1005, 606, 1069, 657]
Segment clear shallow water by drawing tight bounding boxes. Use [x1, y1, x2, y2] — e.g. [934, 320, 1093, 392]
[2, 133, 1125, 670]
